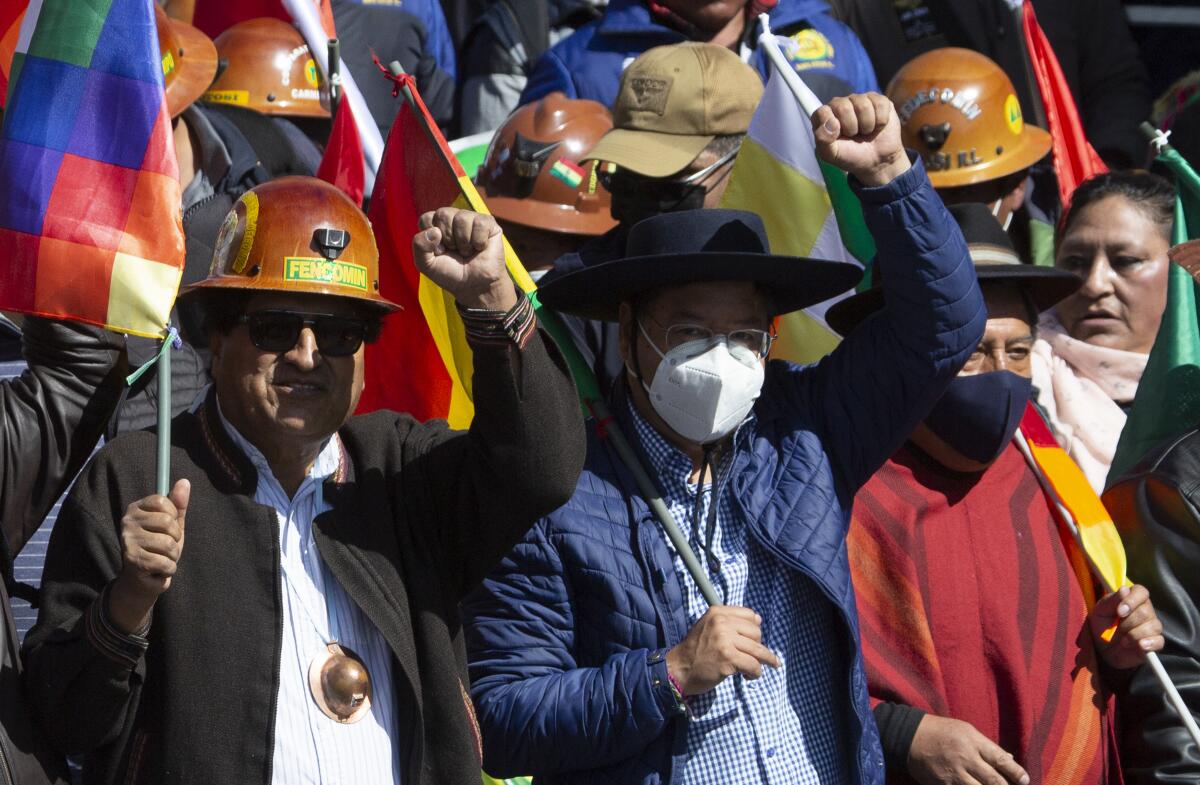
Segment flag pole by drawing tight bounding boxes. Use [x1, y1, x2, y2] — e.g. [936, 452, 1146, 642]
[384, 64, 721, 606]
[156, 331, 173, 496]
[1013, 428, 1200, 750]
[757, 15, 822, 117]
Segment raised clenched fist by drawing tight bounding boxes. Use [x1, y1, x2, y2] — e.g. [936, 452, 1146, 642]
[812, 93, 910, 188]
[413, 208, 517, 312]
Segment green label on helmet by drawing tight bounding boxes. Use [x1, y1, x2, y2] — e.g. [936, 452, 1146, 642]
[284, 257, 368, 292]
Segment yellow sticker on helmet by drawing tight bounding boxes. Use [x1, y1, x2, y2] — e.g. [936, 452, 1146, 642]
[1004, 94, 1024, 135]
[305, 58, 320, 88]
[161, 51, 176, 78]
[230, 192, 260, 274]
[202, 89, 250, 106]
[284, 257, 369, 292]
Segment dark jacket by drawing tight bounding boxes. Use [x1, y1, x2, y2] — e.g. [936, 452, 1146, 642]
[830, 0, 1150, 168]
[23, 329, 585, 785]
[462, 160, 986, 785]
[1, 317, 126, 785]
[1103, 429, 1200, 783]
[520, 0, 880, 111]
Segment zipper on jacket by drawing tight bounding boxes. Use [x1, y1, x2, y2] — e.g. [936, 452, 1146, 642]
[0, 732, 15, 785]
[263, 510, 284, 785]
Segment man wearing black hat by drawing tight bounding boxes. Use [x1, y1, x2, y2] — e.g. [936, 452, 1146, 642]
[835, 203, 1163, 785]
[462, 94, 986, 785]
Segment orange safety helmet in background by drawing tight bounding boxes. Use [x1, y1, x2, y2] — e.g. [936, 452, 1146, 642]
[203, 18, 330, 119]
[886, 47, 1052, 189]
[156, 4, 218, 118]
[477, 93, 617, 237]
[181, 177, 399, 312]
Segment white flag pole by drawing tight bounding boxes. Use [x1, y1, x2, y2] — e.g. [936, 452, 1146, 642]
[756, 15, 822, 119]
[282, 0, 384, 196]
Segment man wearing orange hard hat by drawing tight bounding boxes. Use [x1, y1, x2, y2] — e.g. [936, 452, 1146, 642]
[887, 47, 1057, 267]
[24, 177, 585, 784]
[202, 17, 329, 173]
[477, 92, 617, 276]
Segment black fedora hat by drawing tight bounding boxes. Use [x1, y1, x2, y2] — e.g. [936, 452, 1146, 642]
[535, 209, 863, 322]
[825, 202, 1082, 336]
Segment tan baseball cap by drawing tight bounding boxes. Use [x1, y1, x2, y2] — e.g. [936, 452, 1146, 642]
[583, 43, 763, 178]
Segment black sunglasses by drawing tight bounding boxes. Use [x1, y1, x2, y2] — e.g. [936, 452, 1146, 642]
[240, 310, 370, 357]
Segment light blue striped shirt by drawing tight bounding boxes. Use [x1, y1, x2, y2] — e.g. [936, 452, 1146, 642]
[217, 403, 401, 785]
[628, 402, 851, 785]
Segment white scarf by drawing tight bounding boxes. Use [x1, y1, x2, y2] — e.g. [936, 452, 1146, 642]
[1031, 312, 1148, 493]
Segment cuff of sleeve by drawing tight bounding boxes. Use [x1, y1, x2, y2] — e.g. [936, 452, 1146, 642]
[86, 584, 150, 670]
[457, 291, 537, 350]
[850, 152, 925, 205]
[647, 648, 688, 719]
[873, 701, 925, 773]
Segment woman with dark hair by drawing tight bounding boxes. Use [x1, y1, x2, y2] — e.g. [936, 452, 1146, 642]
[1031, 170, 1175, 492]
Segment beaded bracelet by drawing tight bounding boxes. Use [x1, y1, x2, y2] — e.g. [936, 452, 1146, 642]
[666, 670, 689, 709]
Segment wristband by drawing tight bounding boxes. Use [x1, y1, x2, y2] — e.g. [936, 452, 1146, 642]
[667, 670, 688, 704]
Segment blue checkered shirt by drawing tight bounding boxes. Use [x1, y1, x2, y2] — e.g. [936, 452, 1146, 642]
[628, 402, 851, 785]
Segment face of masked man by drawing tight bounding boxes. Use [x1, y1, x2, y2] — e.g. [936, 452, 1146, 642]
[618, 280, 773, 453]
[919, 283, 1037, 470]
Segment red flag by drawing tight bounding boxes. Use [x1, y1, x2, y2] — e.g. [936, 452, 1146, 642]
[357, 80, 464, 421]
[1022, 0, 1107, 207]
[317, 99, 366, 207]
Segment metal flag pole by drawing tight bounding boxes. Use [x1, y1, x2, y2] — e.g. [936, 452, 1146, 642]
[1013, 429, 1200, 750]
[327, 38, 341, 118]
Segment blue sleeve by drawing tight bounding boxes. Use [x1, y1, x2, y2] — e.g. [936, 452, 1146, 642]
[420, 0, 457, 81]
[799, 156, 985, 490]
[462, 521, 678, 777]
[520, 49, 579, 105]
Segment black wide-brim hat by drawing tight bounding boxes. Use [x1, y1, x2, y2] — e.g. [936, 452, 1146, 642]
[536, 209, 863, 322]
[825, 202, 1082, 336]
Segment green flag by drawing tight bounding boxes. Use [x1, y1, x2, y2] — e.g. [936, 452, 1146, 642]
[1108, 142, 1200, 480]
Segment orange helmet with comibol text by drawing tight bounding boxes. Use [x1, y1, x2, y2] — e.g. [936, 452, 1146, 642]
[886, 47, 1052, 188]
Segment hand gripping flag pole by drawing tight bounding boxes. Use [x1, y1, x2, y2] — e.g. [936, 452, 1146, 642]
[1014, 411, 1200, 750]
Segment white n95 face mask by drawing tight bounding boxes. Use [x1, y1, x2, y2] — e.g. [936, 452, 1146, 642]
[637, 323, 765, 445]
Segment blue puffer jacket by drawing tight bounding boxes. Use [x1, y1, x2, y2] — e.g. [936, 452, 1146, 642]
[519, 0, 879, 110]
[462, 160, 985, 785]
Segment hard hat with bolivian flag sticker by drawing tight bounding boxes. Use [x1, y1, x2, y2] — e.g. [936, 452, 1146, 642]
[181, 176, 399, 312]
[886, 47, 1052, 189]
[477, 92, 617, 237]
[202, 18, 330, 119]
[156, 4, 219, 118]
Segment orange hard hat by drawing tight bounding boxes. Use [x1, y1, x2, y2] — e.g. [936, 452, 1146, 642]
[886, 47, 1052, 188]
[156, 4, 218, 118]
[477, 93, 617, 236]
[203, 18, 329, 118]
[182, 177, 399, 312]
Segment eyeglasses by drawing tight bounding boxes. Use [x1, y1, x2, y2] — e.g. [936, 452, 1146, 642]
[597, 144, 741, 198]
[642, 314, 775, 359]
[240, 311, 371, 357]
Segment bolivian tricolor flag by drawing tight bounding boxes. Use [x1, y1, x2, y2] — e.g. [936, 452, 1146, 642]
[720, 34, 874, 365]
[0, 0, 184, 337]
[357, 75, 536, 427]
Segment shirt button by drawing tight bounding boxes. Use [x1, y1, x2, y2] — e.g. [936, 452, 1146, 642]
[724, 556, 736, 565]
[767, 748, 775, 757]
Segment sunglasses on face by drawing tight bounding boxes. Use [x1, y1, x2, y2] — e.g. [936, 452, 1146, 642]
[239, 310, 370, 357]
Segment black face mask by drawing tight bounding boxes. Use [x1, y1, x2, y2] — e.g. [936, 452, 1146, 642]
[608, 173, 708, 227]
[925, 371, 1033, 465]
